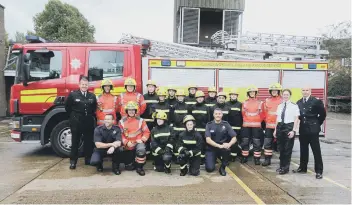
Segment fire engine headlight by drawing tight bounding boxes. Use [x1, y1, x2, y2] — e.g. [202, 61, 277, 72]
[12, 121, 20, 129]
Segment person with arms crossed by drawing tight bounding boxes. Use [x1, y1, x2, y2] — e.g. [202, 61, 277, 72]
[293, 87, 326, 179]
[90, 114, 123, 175]
[274, 89, 299, 175]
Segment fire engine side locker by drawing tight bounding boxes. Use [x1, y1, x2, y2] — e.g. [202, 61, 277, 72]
[143, 58, 328, 137]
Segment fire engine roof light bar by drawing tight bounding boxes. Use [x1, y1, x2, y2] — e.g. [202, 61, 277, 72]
[25, 35, 49, 43]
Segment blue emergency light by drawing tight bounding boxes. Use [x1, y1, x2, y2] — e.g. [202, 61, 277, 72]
[161, 60, 171, 67]
[308, 64, 317, 69]
[25, 35, 49, 43]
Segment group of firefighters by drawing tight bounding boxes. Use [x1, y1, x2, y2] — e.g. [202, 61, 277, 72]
[65, 74, 286, 176]
[74, 76, 284, 176]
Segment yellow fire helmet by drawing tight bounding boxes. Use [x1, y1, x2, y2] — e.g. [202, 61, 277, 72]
[188, 84, 198, 90]
[246, 85, 259, 93]
[157, 88, 168, 96]
[208, 86, 217, 93]
[124, 101, 139, 111]
[269, 82, 282, 91]
[217, 91, 227, 98]
[176, 89, 186, 96]
[228, 88, 239, 95]
[146, 80, 157, 87]
[167, 86, 177, 91]
[124, 77, 137, 86]
[195, 90, 205, 98]
[101, 79, 113, 89]
[155, 111, 168, 120]
[183, 115, 195, 124]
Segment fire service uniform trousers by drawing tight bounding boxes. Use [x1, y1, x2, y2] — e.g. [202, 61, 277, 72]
[276, 122, 295, 171]
[178, 154, 201, 176]
[154, 151, 173, 171]
[90, 147, 123, 167]
[230, 127, 241, 159]
[69, 113, 95, 162]
[241, 127, 262, 158]
[205, 147, 230, 172]
[122, 143, 147, 169]
[263, 128, 274, 158]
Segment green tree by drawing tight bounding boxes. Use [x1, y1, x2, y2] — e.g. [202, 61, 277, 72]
[33, 0, 95, 42]
[14, 31, 26, 43]
[322, 21, 351, 97]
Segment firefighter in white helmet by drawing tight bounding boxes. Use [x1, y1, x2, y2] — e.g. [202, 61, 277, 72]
[241, 85, 265, 165]
[262, 83, 283, 166]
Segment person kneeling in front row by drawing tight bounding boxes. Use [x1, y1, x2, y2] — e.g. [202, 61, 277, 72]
[90, 114, 123, 175]
[176, 115, 203, 176]
[205, 108, 237, 176]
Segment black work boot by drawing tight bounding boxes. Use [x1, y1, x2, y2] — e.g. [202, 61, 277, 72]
[85, 158, 91, 165]
[69, 160, 77, 170]
[254, 157, 261, 165]
[241, 157, 248, 164]
[262, 157, 271, 166]
[219, 165, 226, 176]
[125, 163, 135, 171]
[231, 156, 237, 162]
[136, 164, 146, 176]
[164, 167, 171, 174]
[180, 167, 188, 176]
[96, 163, 103, 172]
[112, 163, 121, 175]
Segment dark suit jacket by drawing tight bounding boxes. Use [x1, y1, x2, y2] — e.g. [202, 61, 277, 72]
[297, 96, 326, 135]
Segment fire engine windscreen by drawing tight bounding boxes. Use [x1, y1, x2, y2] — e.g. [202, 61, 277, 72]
[88, 50, 124, 81]
[17, 50, 62, 83]
[199, 9, 222, 45]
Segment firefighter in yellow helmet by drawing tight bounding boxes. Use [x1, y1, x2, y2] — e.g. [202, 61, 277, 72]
[211, 91, 230, 121]
[205, 86, 217, 107]
[150, 111, 176, 174]
[262, 83, 283, 166]
[166, 86, 177, 108]
[241, 85, 265, 165]
[188, 90, 211, 163]
[152, 88, 171, 123]
[141, 80, 158, 127]
[96, 79, 118, 125]
[118, 101, 150, 176]
[185, 84, 198, 105]
[117, 77, 146, 118]
[225, 88, 243, 161]
[175, 115, 203, 176]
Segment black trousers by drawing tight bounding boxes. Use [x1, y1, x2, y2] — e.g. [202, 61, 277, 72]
[154, 151, 173, 171]
[299, 132, 323, 174]
[205, 147, 230, 172]
[90, 148, 122, 166]
[69, 113, 95, 162]
[277, 123, 295, 171]
[230, 128, 241, 157]
[263, 128, 274, 157]
[179, 155, 201, 175]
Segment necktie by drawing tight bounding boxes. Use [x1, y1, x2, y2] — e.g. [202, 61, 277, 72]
[281, 102, 287, 122]
[83, 92, 86, 97]
[304, 98, 307, 103]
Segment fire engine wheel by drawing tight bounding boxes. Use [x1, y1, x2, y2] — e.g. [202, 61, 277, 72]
[51, 120, 83, 158]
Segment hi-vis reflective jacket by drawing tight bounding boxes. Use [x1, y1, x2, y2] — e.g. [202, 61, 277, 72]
[205, 97, 217, 107]
[118, 116, 150, 150]
[175, 129, 203, 157]
[242, 98, 265, 128]
[153, 101, 171, 119]
[171, 101, 189, 132]
[150, 123, 176, 156]
[185, 94, 197, 105]
[96, 93, 118, 125]
[189, 101, 211, 133]
[264, 96, 282, 129]
[226, 100, 243, 130]
[141, 92, 159, 123]
[117, 92, 147, 117]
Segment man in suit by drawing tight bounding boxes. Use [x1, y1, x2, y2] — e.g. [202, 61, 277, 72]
[294, 87, 326, 179]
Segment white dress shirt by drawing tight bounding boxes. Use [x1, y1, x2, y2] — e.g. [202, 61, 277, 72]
[276, 100, 300, 123]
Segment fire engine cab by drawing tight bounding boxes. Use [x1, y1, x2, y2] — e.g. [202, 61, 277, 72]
[7, 35, 328, 157]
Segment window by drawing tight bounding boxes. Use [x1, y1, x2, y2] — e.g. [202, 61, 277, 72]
[27, 50, 62, 80]
[88, 50, 124, 81]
